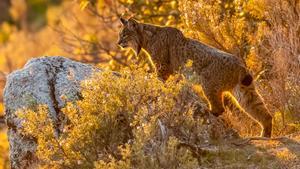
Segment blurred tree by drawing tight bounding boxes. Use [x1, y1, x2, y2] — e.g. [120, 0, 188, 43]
[10, 0, 28, 31]
[258, 0, 300, 134]
[118, 0, 181, 26]
[179, 0, 268, 66]
[9, 0, 63, 31]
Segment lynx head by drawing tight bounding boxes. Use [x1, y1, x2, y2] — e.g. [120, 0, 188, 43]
[117, 17, 142, 55]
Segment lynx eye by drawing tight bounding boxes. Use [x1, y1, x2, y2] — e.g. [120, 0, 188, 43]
[120, 32, 130, 39]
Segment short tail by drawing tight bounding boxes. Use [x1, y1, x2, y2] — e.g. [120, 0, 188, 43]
[241, 73, 253, 86]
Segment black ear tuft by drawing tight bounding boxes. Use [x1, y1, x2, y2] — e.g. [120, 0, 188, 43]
[120, 17, 128, 25]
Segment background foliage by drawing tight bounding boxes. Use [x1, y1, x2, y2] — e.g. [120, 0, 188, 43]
[0, 0, 299, 168]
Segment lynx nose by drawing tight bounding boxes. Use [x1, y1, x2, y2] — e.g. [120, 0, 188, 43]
[118, 40, 127, 48]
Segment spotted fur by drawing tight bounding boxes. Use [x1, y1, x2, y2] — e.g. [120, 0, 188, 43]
[118, 18, 273, 137]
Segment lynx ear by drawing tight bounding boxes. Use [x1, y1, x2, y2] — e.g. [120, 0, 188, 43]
[128, 18, 139, 30]
[120, 17, 128, 25]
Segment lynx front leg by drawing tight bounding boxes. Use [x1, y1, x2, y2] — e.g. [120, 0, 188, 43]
[203, 88, 225, 117]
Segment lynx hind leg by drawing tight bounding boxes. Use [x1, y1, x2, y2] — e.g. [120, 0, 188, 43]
[203, 89, 225, 117]
[233, 84, 273, 137]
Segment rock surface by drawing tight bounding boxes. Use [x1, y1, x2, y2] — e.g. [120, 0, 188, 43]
[4, 56, 99, 169]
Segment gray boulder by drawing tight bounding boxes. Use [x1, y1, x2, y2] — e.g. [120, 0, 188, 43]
[4, 56, 99, 169]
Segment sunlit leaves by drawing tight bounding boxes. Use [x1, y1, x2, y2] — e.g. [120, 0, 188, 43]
[9, 0, 27, 22]
[79, 0, 90, 11]
[0, 22, 14, 44]
[180, 0, 266, 60]
[97, 0, 105, 9]
[119, 0, 181, 27]
[17, 67, 206, 168]
[185, 59, 193, 68]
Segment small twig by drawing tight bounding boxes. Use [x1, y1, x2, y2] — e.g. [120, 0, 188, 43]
[232, 136, 291, 146]
[157, 119, 167, 142]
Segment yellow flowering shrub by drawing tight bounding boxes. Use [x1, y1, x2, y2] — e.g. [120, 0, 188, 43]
[18, 66, 212, 168]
